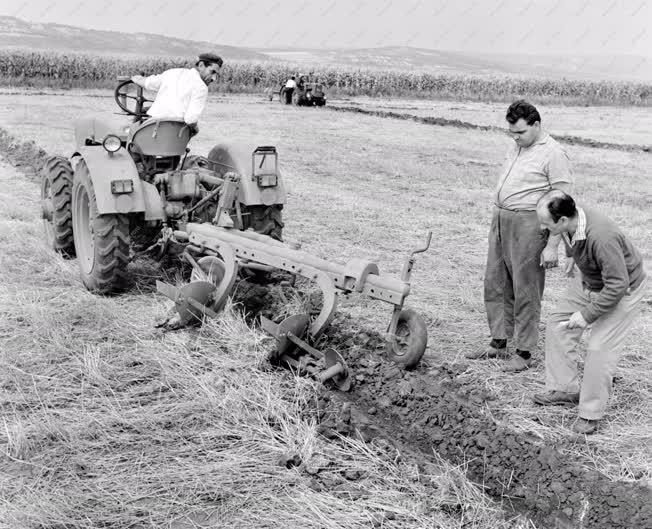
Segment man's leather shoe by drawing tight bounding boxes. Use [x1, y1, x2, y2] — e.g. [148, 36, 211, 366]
[465, 344, 509, 360]
[572, 417, 599, 435]
[502, 355, 531, 372]
[533, 390, 580, 406]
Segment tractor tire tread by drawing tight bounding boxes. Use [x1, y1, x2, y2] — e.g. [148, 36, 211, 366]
[43, 155, 75, 256]
[245, 204, 284, 241]
[73, 160, 130, 294]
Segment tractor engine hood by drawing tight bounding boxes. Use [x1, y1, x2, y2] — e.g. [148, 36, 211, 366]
[74, 114, 131, 151]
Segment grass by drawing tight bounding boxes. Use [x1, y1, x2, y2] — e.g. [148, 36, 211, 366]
[0, 89, 650, 526]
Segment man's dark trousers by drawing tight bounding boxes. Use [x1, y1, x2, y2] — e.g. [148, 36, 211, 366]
[484, 207, 547, 351]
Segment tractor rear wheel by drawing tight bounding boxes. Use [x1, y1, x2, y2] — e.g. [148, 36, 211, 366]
[41, 156, 75, 257]
[242, 204, 284, 241]
[72, 159, 131, 294]
[385, 309, 428, 369]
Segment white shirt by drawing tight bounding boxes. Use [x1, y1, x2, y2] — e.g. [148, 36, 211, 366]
[285, 79, 297, 89]
[570, 207, 587, 246]
[143, 68, 208, 124]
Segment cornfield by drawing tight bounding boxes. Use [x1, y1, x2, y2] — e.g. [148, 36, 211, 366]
[0, 50, 650, 106]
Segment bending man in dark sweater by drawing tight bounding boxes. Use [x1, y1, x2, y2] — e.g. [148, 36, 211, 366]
[533, 190, 648, 434]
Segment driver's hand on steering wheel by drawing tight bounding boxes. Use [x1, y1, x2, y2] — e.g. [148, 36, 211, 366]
[131, 75, 146, 87]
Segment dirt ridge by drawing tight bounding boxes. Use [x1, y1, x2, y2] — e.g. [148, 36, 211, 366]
[327, 105, 652, 153]
[317, 320, 652, 529]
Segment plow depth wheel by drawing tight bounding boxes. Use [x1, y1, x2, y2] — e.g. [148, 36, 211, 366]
[386, 309, 428, 369]
[41, 156, 75, 257]
[72, 160, 130, 294]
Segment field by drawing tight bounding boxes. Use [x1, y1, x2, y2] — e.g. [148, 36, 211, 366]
[2, 50, 652, 106]
[330, 96, 652, 147]
[0, 88, 651, 528]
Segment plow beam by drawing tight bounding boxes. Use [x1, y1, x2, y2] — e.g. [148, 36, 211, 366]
[184, 223, 410, 306]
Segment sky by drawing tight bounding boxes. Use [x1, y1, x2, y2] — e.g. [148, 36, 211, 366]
[2, 0, 650, 57]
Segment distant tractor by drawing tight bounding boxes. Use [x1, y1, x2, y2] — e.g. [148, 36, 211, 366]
[279, 74, 326, 107]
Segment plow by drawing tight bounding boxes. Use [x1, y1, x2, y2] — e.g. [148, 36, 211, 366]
[40, 76, 432, 391]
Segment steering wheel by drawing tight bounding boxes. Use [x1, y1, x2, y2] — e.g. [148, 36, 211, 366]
[114, 79, 155, 118]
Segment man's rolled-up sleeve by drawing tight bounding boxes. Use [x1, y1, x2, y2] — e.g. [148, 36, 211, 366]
[184, 84, 208, 125]
[546, 146, 573, 189]
[143, 74, 163, 91]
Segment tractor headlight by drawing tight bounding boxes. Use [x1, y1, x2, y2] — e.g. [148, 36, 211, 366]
[103, 135, 122, 153]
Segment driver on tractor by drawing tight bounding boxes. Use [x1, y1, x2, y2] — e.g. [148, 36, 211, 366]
[130, 53, 223, 136]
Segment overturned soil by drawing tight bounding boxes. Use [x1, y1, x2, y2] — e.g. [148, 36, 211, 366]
[237, 280, 652, 529]
[313, 315, 652, 529]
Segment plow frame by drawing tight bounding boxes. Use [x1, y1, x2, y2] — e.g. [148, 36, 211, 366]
[175, 223, 423, 339]
[156, 221, 432, 384]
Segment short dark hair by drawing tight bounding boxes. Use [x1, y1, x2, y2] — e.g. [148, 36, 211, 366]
[196, 53, 224, 68]
[538, 190, 577, 223]
[506, 100, 541, 126]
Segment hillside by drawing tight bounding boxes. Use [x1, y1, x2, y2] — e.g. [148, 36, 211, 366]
[0, 15, 267, 61]
[2, 16, 651, 82]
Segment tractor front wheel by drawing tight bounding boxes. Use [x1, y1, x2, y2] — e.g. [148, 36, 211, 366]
[72, 159, 131, 294]
[385, 309, 428, 369]
[41, 156, 75, 257]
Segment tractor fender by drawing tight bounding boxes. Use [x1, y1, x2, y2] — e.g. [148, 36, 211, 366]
[206, 143, 287, 207]
[74, 147, 164, 221]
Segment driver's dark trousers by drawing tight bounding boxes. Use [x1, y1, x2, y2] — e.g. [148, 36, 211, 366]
[283, 87, 294, 103]
[484, 207, 548, 352]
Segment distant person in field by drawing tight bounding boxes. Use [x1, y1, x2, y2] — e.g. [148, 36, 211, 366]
[467, 100, 572, 371]
[130, 53, 223, 136]
[297, 74, 306, 91]
[283, 75, 297, 102]
[533, 191, 647, 434]
[285, 75, 297, 91]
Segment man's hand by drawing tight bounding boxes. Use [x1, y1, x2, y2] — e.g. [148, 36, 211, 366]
[560, 311, 588, 330]
[187, 122, 199, 137]
[564, 257, 576, 278]
[540, 245, 559, 269]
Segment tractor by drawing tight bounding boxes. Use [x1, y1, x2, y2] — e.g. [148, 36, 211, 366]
[40, 76, 430, 386]
[279, 74, 326, 107]
[41, 76, 285, 294]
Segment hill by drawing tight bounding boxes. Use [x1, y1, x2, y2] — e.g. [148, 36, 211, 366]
[1, 15, 650, 82]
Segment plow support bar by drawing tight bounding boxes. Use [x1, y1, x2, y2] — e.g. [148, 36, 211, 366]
[184, 223, 410, 305]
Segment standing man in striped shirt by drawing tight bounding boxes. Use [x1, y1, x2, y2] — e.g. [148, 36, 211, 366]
[466, 100, 572, 371]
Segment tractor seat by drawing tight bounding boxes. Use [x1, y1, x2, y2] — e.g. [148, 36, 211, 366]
[128, 118, 191, 157]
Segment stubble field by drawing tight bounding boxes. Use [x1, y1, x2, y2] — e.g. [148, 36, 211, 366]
[0, 88, 650, 528]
